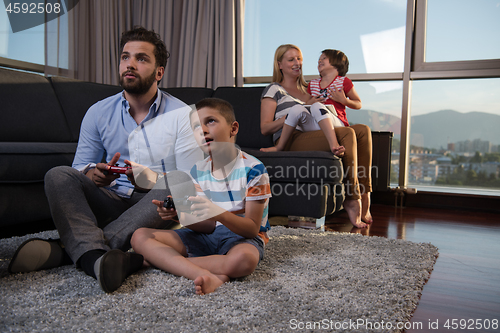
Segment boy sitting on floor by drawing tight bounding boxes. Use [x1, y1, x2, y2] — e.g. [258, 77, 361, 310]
[131, 98, 272, 295]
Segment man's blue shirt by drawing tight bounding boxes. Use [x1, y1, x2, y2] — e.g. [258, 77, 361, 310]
[73, 89, 202, 197]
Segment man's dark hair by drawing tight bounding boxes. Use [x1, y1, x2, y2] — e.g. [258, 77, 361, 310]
[120, 26, 170, 68]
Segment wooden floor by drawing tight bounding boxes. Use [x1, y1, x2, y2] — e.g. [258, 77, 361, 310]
[323, 204, 500, 333]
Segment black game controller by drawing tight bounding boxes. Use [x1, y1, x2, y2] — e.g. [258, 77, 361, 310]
[108, 164, 131, 174]
[163, 195, 193, 212]
[163, 196, 176, 209]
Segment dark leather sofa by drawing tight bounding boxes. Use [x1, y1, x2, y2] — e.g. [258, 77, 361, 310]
[1, 67, 349, 235]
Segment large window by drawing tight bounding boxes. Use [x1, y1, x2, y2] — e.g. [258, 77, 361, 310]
[244, 0, 500, 195]
[244, 0, 407, 78]
[0, 2, 68, 72]
[0, 7, 44, 68]
[425, 0, 500, 62]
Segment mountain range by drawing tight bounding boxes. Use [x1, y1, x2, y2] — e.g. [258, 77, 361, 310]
[347, 109, 500, 150]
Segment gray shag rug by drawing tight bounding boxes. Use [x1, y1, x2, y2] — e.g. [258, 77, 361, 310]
[0, 227, 438, 333]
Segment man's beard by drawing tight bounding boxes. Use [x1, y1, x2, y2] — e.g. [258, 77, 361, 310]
[120, 69, 157, 95]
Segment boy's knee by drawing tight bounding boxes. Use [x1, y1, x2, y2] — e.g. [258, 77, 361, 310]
[227, 248, 259, 277]
[130, 228, 151, 250]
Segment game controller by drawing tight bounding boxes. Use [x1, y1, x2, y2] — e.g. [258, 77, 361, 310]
[163, 196, 176, 209]
[108, 164, 131, 174]
[163, 195, 193, 212]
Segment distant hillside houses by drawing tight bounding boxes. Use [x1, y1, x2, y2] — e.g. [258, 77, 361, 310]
[391, 152, 500, 184]
[448, 139, 499, 154]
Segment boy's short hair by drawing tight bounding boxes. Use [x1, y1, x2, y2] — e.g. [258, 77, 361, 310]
[194, 98, 236, 125]
[120, 26, 170, 69]
[322, 49, 349, 77]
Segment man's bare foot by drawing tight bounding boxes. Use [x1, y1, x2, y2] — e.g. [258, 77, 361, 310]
[361, 193, 373, 223]
[343, 199, 367, 228]
[260, 146, 280, 152]
[194, 274, 229, 295]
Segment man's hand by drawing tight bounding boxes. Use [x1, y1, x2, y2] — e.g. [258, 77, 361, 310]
[87, 152, 121, 187]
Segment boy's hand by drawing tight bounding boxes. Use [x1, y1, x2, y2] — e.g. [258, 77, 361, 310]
[327, 87, 347, 104]
[188, 196, 225, 221]
[125, 159, 158, 190]
[152, 198, 179, 221]
[306, 95, 326, 105]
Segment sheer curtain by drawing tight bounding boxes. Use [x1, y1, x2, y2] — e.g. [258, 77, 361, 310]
[45, 0, 244, 88]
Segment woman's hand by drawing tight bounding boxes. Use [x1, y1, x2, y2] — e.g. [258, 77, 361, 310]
[261, 98, 285, 136]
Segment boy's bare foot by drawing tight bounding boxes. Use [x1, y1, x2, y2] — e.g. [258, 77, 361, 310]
[361, 193, 373, 223]
[194, 274, 229, 295]
[331, 145, 345, 157]
[343, 199, 367, 228]
[260, 146, 279, 152]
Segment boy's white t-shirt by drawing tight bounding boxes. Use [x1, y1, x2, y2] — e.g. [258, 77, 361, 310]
[189, 149, 272, 232]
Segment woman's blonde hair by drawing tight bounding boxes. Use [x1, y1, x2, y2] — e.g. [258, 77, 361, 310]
[272, 44, 308, 94]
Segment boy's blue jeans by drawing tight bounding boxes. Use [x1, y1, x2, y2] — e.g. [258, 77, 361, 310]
[175, 224, 265, 261]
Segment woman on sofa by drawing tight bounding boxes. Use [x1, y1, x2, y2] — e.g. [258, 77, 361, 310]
[260, 44, 373, 228]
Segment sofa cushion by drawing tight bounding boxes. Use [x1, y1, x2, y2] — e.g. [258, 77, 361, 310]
[212, 87, 274, 149]
[0, 183, 53, 228]
[243, 149, 344, 218]
[243, 149, 343, 184]
[0, 68, 73, 142]
[0, 142, 76, 182]
[49, 77, 123, 142]
[161, 87, 214, 106]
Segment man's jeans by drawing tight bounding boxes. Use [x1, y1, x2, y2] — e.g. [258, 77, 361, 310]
[44, 166, 174, 263]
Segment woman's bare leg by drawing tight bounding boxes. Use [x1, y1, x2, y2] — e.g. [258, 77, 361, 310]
[361, 192, 373, 223]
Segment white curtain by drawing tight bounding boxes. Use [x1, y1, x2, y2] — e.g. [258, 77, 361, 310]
[45, 0, 244, 88]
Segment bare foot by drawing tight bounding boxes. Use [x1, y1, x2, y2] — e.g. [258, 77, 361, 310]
[194, 274, 229, 295]
[332, 145, 345, 157]
[260, 146, 279, 152]
[343, 199, 367, 228]
[361, 193, 373, 224]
